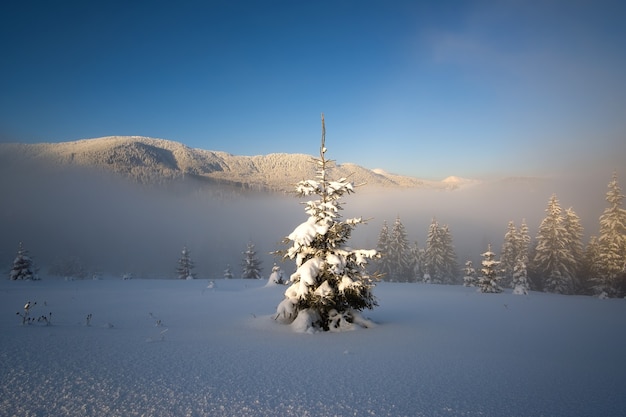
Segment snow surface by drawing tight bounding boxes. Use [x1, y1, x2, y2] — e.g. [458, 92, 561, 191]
[1, 278, 625, 417]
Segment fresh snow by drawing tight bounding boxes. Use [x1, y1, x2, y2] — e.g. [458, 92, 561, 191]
[1, 278, 626, 417]
[288, 217, 328, 249]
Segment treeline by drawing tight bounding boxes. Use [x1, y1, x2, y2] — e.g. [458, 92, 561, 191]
[7, 170, 626, 298]
[373, 172, 626, 298]
[7, 241, 267, 281]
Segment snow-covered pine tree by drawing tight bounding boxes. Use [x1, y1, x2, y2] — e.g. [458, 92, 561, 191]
[424, 218, 445, 283]
[410, 241, 424, 282]
[375, 220, 393, 281]
[533, 194, 574, 294]
[517, 219, 531, 265]
[10, 242, 36, 280]
[563, 207, 584, 293]
[241, 241, 263, 279]
[526, 240, 539, 288]
[223, 264, 233, 279]
[388, 216, 412, 282]
[463, 260, 477, 287]
[510, 218, 532, 294]
[440, 225, 459, 284]
[176, 246, 196, 279]
[477, 244, 502, 293]
[512, 254, 530, 295]
[582, 236, 600, 294]
[423, 219, 458, 284]
[274, 114, 379, 332]
[593, 172, 626, 297]
[500, 221, 518, 287]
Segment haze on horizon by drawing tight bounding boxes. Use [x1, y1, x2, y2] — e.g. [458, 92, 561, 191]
[1, 0, 625, 180]
[0, 152, 616, 280]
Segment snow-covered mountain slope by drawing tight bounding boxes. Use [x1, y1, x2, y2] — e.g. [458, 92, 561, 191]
[0, 136, 464, 192]
[441, 175, 481, 187]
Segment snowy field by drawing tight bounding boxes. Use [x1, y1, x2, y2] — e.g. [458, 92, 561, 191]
[1, 278, 625, 417]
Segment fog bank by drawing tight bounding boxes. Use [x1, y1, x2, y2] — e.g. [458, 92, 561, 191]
[0, 161, 614, 278]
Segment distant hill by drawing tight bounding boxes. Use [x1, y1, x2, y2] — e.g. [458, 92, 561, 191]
[0, 136, 473, 192]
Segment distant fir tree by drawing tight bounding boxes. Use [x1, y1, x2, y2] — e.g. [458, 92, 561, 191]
[477, 244, 502, 293]
[388, 216, 413, 282]
[241, 241, 263, 279]
[176, 246, 196, 279]
[526, 240, 540, 289]
[423, 219, 458, 284]
[500, 221, 518, 287]
[223, 264, 233, 279]
[563, 207, 584, 293]
[463, 260, 477, 287]
[440, 225, 459, 284]
[592, 172, 626, 297]
[512, 254, 530, 295]
[410, 241, 424, 282]
[10, 242, 36, 281]
[274, 114, 379, 332]
[532, 194, 575, 294]
[423, 219, 442, 283]
[511, 219, 531, 294]
[517, 219, 531, 266]
[376, 221, 393, 281]
[581, 236, 600, 294]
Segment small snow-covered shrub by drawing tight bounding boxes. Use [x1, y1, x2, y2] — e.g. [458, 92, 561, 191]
[513, 285, 528, 295]
[266, 264, 285, 286]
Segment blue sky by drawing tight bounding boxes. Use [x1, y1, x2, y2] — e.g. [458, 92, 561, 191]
[1, 0, 625, 179]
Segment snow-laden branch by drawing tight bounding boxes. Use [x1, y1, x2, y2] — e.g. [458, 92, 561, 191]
[288, 216, 329, 249]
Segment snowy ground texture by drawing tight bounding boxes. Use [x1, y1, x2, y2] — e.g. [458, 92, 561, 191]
[1, 278, 625, 417]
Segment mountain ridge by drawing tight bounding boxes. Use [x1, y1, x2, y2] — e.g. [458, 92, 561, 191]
[0, 136, 475, 192]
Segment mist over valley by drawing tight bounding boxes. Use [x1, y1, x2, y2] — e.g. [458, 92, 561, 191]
[0, 136, 612, 279]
